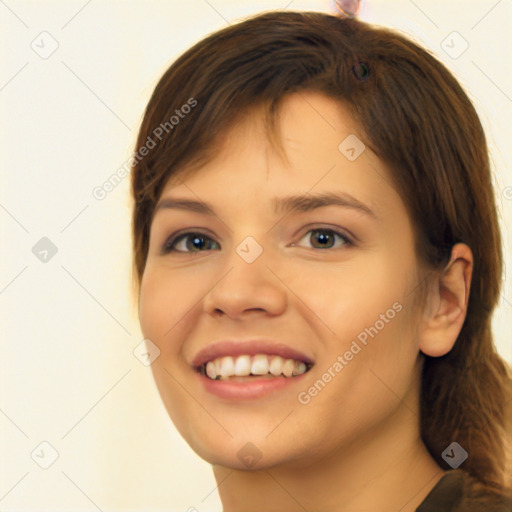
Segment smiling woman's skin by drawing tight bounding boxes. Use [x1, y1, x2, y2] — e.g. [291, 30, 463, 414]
[138, 92, 473, 512]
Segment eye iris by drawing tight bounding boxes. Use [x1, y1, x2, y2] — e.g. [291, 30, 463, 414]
[312, 230, 334, 248]
[188, 235, 209, 251]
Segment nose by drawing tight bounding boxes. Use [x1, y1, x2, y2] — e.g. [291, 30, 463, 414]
[202, 239, 287, 320]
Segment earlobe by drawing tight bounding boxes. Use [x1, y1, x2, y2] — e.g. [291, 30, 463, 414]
[418, 243, 473, 358]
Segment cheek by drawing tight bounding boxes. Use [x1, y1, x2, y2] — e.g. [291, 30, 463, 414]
[138, 267, 194, 358]
[293, 251, 420, 409]
[291, 251, 414, 339]
[138, 267, 201, 438]
[139, 274, 166, 345]
[297, 308, 419, 444]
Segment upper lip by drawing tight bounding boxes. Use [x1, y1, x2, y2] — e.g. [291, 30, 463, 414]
[191, 340, 315, 369]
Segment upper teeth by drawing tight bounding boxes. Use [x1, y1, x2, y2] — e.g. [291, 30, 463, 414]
[203, 354, 308, 380]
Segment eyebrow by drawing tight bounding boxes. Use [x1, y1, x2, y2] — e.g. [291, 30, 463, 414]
[154, 192, 378, 220]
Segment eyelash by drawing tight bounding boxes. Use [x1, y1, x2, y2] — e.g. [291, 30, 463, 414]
[160, 227, 354, 254]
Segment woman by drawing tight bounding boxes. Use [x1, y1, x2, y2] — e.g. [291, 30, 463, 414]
[130, 10, 512, 512]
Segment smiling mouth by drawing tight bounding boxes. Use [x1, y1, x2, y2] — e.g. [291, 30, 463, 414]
[196, 354, 314, 381]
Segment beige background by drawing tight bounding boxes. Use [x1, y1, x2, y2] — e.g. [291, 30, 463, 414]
[1, 0, 511, 510]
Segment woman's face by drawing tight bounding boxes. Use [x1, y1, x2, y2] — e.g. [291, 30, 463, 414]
[139, 92, 425, 470]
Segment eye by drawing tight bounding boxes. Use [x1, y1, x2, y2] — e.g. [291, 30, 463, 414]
[160, 227, 353, 255]
[161, 231, 220, 254]
[294, 228, 353, 250]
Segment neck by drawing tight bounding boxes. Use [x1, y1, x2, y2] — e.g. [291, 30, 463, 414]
[213, 400, 445, 512]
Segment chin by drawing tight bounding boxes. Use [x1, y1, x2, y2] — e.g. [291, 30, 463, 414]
[182, 423, 317, 471]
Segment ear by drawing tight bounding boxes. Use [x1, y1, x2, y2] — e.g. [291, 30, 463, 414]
[418, 243, 473, 357]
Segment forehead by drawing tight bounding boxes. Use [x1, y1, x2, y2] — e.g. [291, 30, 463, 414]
[164, 92, 359, 177]
[157, 92, 402, 220]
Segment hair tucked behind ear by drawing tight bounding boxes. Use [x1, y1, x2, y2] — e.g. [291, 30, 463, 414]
[130, 11, 512, 496]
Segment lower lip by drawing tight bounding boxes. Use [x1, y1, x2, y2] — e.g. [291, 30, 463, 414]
[197, 371, 309, 400]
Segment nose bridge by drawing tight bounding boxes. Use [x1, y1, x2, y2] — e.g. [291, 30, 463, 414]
[234, 234, 266, 265]
[221, 204, 272, 264]
[203, 230, 286, 317]
[221, 231, 270, 289]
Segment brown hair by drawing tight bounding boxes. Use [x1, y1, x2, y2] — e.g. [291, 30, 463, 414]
[130, 11, 512, 496]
